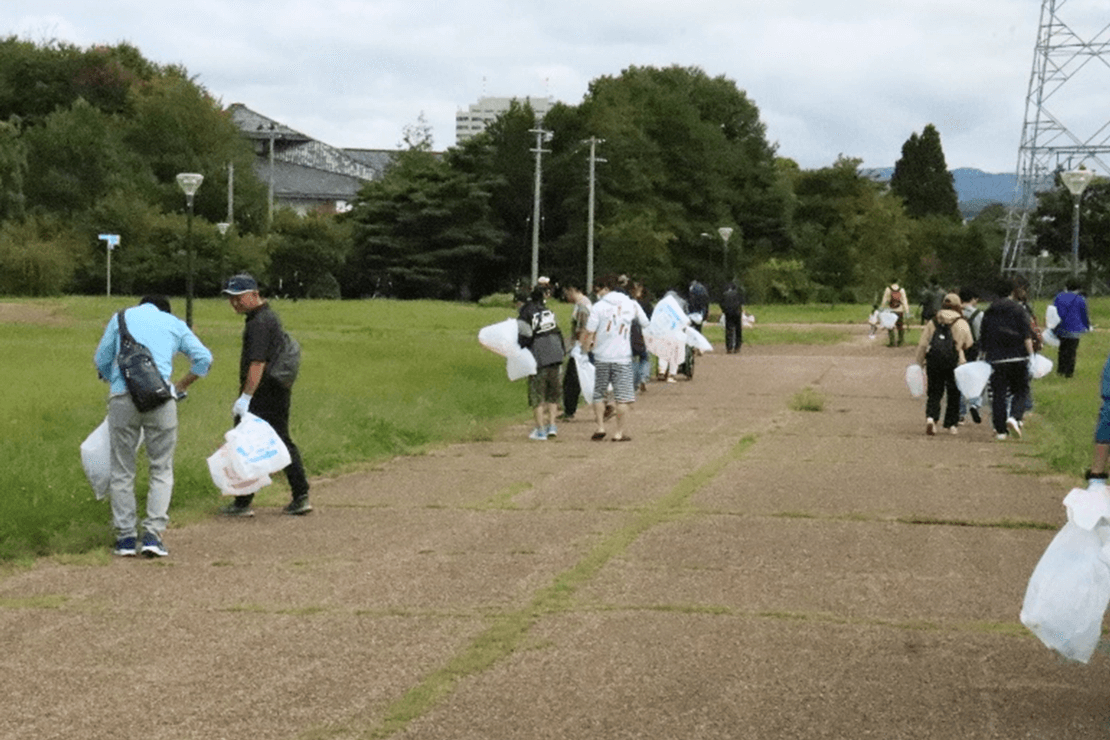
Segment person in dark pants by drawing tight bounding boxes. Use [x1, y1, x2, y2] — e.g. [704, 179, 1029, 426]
[221, 274, 312, 516]
[720, 282, 744, 353]
[979, 277, 1036, 441]
[559, 283, 593, 421]
[1052, 278, 1091, 378]
[914, 293, 973, 435]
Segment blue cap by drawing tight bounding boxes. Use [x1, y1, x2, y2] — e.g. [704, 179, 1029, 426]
[222, 274, 258, 295]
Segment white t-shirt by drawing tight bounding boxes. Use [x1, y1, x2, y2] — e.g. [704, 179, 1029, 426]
[586, 291, 650, 364]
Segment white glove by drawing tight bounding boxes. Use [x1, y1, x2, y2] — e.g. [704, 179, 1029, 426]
[232, 393, 252, 419]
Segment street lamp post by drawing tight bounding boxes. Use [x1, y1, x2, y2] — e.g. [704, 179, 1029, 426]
[717, 226, 734, 276]
[176, 173, 204, 328]
[1060, 168, 1095, 276]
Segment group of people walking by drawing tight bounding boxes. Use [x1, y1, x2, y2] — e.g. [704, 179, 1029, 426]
[516, 274, 743, 444]
[902, 275, 1091, 441]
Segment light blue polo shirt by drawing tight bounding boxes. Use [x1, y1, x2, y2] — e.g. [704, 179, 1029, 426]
[94, 303, 213, 396]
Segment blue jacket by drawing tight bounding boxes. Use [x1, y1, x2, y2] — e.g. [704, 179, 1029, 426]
[1053, 291, 1090, 337]
[94, 303, 212, 396]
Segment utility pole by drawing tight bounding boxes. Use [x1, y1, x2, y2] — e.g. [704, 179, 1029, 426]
[584, 137, 606, 292]
[530, 126, 552, 285]
[1002, 0, 1110, 274]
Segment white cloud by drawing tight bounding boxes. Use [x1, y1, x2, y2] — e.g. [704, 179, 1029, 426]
[5, 0, 1105, 173]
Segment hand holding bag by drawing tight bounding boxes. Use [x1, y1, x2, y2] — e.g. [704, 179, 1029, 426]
[116, 310, 174, 412]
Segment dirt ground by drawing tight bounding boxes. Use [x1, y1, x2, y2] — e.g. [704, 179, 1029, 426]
[4, 327, 1110, 740]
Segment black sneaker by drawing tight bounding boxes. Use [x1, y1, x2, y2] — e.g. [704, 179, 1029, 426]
[220, 503, 255, 517]
[969, 406, 982, 424]
[140, 531, 168, 558]
[284, 497, 313, 515]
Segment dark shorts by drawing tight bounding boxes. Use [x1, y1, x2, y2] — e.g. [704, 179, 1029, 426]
[528, 364, 562, 407]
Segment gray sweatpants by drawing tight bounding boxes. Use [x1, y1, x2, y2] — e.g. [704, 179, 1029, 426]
[107, 394, 178, 539]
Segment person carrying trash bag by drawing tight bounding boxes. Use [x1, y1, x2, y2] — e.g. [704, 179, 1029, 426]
[979, 276, 1036, 441]
[220, 274, 312, 517]
[880, 279, 908, 347]
[93, 295, 212, 558]
[914, 292, 973, 436]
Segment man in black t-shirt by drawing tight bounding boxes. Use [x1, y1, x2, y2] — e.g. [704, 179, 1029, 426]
[221, 274, 312, 516]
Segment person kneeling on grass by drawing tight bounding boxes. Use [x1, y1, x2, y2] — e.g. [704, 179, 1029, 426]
[582, 273, 651, 442]
[518, 284, 565, 441]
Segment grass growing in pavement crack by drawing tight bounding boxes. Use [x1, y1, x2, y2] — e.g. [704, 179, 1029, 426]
[303, 435, 758, 740]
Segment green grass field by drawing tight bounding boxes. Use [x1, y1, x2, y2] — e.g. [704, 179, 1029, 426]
[1, 296, 1106, 562]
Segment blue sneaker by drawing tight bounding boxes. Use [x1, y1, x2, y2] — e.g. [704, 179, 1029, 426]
[113, 536, 137, 557]
[528, 427, 548, 441]
[545, 424, 558, 438]
[140, 531, 168, 558]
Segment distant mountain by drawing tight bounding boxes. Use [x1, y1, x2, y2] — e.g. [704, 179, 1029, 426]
[862, 167, 1017, 219]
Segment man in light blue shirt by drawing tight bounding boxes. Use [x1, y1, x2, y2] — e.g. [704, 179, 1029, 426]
[94, 295, 212, 558]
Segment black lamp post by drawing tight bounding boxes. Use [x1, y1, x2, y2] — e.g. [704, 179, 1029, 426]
[176, 173, 204, 327]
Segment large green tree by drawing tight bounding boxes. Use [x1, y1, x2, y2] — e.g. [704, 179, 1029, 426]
[345, 145, 501, 300]
[544, 65, 790, 292]
[889, 124, 960, 221]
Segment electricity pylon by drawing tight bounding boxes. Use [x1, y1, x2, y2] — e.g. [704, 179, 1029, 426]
[1002, 0, 1110, 272]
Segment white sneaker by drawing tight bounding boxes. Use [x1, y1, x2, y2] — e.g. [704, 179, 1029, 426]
[925, 418, 936, 436]
[996, 433, 1008, 441]
[528, 428, 548, 441]
[1006, 417, 1023, 439]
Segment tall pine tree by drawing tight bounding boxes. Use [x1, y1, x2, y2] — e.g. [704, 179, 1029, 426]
[889, 124, 960, 220]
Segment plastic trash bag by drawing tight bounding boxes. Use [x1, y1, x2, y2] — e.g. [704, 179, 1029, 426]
[80, 419, 111, 501]
[81, 417, 144, 501]
[570, 344, 595, 402]
[1042, 327, 1061, 348]
[1030, 353, 1054, 379]
[506, 346, 537, 381]
[207, 443, 273, 497]
[742, 311, 756, 329]
[1045, 304, 1061, 331]
[879, 310, 898, 330]
[1021, 486, 1110, 663]
[224, 413, 291, 481]
[478, 318, 520, 357]
[684, 326, 713, 352]
[905, 364, 925, 398]
[954, 361, 991, 399]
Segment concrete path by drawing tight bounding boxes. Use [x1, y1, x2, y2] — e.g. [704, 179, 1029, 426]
[3, 334, 1109, 739]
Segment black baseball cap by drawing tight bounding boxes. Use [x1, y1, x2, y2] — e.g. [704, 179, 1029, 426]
[222, 274, 258, 295]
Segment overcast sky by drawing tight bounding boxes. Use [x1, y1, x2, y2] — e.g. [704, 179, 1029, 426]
[6, 1, 1108, 173]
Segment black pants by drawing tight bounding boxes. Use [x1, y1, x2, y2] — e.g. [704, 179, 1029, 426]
[1057, 337, 1080, 377]
[724, 314, 742, 353]
[233, 380, 309, 506]
[925, 365, 960, 429]
[990, 361, 1030, 434]
[563, 355, 581, 417]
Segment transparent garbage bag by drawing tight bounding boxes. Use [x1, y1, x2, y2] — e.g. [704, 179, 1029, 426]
[905, 364, 925, 398]
[954, 361, 991, 399]
[1021, 486, 1110, 663]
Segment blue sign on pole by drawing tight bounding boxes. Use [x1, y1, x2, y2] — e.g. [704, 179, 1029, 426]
[98, 234, 120, 296]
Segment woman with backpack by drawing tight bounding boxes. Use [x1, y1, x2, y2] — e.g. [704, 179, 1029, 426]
[915, 293, 974, 436]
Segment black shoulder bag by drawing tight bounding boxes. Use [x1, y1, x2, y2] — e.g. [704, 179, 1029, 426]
[116, 310, 174, 412]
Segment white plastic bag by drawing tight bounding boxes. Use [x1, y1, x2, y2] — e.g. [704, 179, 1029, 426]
[80, 419, 111, 501]
[81, 417, 144, 501]
[1030, 353, 1054, 379]
[741, 311, 755, 329]
[905, 364, 925, 398]
[505, 346, 537, 381]
[954, 361, 991, 399]
[879, 310, 898, 330]
[224, 413, 291, 480]
[1045, 304, 1061, 331]
[477, 318, 520, 357]
[207, 443, 273, 496]
[1021, 487, 1110, 663]
[684, 326, 713, 352]
[570, 344, 595, 403]
[1042, 327, 1060, 348]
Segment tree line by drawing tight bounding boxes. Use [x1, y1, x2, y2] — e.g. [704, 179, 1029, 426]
[0, 37, 1095, 303]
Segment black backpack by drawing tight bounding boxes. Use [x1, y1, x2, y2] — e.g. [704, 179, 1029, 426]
[267, 330, 301, 389]
[927, 317, 959, 370]
[116, 310, 174, 411]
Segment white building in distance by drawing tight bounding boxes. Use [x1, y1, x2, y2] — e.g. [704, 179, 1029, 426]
[455, 96, 555, 144]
